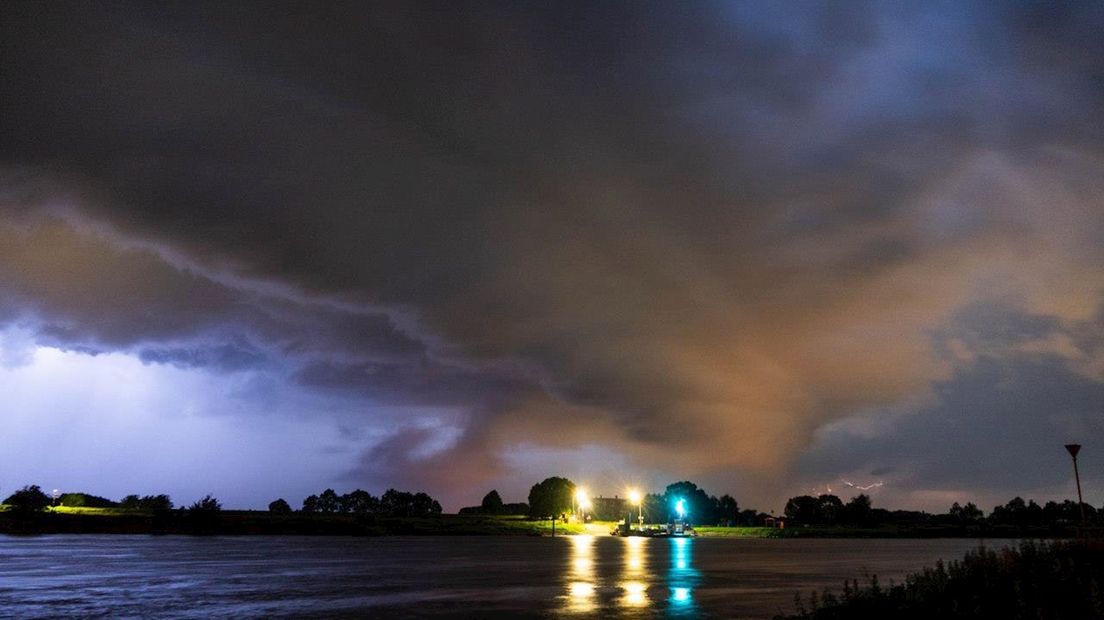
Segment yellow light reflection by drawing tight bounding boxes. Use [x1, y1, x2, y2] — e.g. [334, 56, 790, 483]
[619, 536, 650, 608]
[621, 580, 648, 607]
[563, 535, 596, 613]
[569, 581, 594, 598]
[624, 536, 646, 575]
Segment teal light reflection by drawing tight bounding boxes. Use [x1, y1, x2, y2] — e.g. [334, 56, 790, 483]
[667, 537, 699, 614]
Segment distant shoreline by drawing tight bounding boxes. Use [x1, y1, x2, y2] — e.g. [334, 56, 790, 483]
[0, 509, 1089, 538]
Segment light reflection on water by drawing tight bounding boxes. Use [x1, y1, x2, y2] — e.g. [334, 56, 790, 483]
[565, 535, 597, 613]
[667, 537, 700, 616]
[561, 535, 702, 615]
[619, 536, 650, 608]
[0, 535, 1006, 618]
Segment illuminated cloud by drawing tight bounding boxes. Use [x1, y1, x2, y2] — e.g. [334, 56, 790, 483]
[0, 2, 1101, 509]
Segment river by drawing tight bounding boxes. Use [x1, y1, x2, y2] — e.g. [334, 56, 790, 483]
[0, 535, 1007, 618]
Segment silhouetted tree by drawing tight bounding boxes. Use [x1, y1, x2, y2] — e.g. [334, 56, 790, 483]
[380, 489, 411, 516]
[317, 488, 340, 513]
[818, 494, 844, 524]
[642, 493, 665, 523]
[842, 494, 874, 526]
[141, 495, 173, 512]
[118, 494, 172, 511]
[716, 495, 739, 525]
[301, 494, 319, 513]
[991, 496, 1046, 527]
[412, 492, 442, 516]
[374, 489, 442, 517]
[738, 508, 761, 526]
[481, 490, 505, 514]
[188, 495, 222, 532]
[1042, 499, 1097, 525]
[528, 477, 575, 519]
[341, 489, 379, 515]
[268, 498, 292, 514]
[3, 485, 50, 514]
[785, 495, 819, 523]
[948, 501, 983, 524]
[190, 495, 221, 513]
[784, 494, 846, 525]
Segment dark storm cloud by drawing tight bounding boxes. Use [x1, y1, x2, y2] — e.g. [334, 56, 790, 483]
[0, 215, 422, 364]
[799, 303, 1104, 504]
[1, 1, 1103, 507]
[137, 340, 268, 372]
[293, 357, 533, 407]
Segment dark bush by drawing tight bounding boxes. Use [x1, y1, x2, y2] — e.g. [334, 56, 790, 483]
[3, 485, 50, 514]
[58, 492, 117, 508]
[268, 498, 292, 514]
[776, 540, 1104, 619]
[119, 494, 173, 512]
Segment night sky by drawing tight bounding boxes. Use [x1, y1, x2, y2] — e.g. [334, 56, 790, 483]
[1, 2, 1102, 512]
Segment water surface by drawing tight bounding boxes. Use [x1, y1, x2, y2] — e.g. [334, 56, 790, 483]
[0, 535, 1007, 618]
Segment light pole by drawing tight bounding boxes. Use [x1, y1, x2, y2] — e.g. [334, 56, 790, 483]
[628, 490, 642, 531]
[1065, 444, 1086, 528]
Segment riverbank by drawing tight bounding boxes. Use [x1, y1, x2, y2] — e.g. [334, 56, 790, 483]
[0, 509, 590, 536]
[2, 508, 1095, 538]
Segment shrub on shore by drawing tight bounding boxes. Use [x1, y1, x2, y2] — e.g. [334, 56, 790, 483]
[776, 540, 1104, 619]
[3, 485, 50, 514]
[268, 498, 292, 514]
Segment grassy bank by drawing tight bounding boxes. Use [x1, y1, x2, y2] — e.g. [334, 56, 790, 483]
[703, 523, 1101, 539]
[696, 526, 786, 538]
[0, 509, 594, 536]
[774, 539, 1104, 619]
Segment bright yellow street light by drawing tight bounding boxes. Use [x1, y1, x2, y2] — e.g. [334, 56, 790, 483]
[573, 487, 590, 521]
[626, 489, 644, 530]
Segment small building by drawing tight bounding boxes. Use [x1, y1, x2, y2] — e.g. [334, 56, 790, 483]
[591, 495, 628, 522]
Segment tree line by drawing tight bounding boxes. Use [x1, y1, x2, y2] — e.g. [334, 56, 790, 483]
[457, 489, 530, 515]
[1, 484, 444, 520]
[1, 485, 219, 516]
[472, 475, 1104, 531]
[782, 493, 1104, 529]
[289, 488, 442, 517]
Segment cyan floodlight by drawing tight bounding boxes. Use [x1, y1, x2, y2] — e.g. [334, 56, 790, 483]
[675, 498, 687, 518]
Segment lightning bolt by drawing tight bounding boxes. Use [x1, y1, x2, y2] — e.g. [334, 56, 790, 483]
[842, 479, 884, 491]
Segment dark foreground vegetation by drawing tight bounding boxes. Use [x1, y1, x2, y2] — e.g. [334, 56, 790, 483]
[776, 540, 1104, 619]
